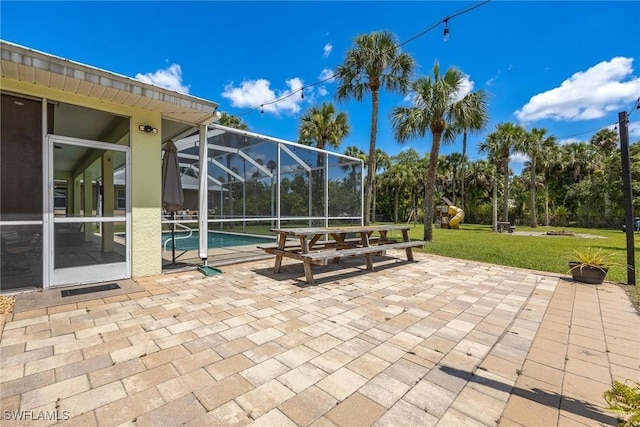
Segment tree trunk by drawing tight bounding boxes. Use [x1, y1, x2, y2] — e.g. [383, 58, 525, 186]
[492, 174, 498, 232]
[530, 157, 537, 227]
[544, 185, 550, 226]
[460, 130, 467, 212]
[364, 90, 380, 225]
[502, 157, 509, 222]
[423, 132, 442, 241]
[372, 176, 377, 222]
[394, 189, 399, 224]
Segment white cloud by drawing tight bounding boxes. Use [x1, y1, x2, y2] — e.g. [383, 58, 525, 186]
[318, 68, 336, 83]
[317, 86, 328, 97]
[135, 64, 190, 94]
[515, 57, 640, 122]
[453, 74, 474, 102]
[221, 78, 305, 116]
[629, 121, 640, 138]
[558, 137, 585, 145]
[323, 43, 333, 58]
[510, 153, 529, 163]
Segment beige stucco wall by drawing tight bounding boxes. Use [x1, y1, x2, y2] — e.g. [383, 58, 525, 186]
[1, 78, 163, 279]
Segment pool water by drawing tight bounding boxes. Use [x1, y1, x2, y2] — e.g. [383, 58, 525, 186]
[162, 231, 274, 250]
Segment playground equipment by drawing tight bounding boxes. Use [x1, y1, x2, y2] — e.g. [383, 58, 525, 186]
[447, 205, 464, 229]
[436, 197, 464, 229]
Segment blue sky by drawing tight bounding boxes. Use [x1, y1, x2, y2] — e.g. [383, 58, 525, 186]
[2, 1, 639, 174]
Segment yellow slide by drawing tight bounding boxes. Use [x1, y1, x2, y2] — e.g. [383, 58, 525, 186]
[447, 205, 465, 229]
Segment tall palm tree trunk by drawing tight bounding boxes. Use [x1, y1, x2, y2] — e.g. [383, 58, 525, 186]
[394, 189, 399, 223]
[502, 158, 509, 222]
[364, 90, 380, 225]
[423, 133, 442, 241]
[492, 174, 498, 232]
[544, 186, 550, 226]
[460, 130, 467, 212]
[530, 157, 537, 227]
[372, 176, 377, 222]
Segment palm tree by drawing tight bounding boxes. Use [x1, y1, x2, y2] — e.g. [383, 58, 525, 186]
[478, 122, 527, 224]
[298, 102, 350, 152]
[298, 102, 349, 216]
[342, 145, 367, 193]
[372, 149, 391, 222]
[537, 142, 562, 226]
[391, 61, 483, 241]
[521, 128, 557, 227]
[589, 128, 619, 151]
[298, 102, 350, 188]
[392, 148, 422, 224]
[451, 91, 489, 211]
[439, 152, 463, 203]
[335, 31, 415, 225]
[380, 163, 410, 223]
[218, 112, 249, 130]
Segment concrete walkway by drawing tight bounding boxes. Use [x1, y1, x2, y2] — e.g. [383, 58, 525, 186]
[1, 252, 638, 426]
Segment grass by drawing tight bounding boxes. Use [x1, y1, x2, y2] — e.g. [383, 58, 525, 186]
[393, 222, 640, 285]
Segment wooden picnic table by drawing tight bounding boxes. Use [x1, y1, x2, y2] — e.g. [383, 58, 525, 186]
[261, 225, 425, 284]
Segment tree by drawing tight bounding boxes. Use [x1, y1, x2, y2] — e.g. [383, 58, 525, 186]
[342, 145, 366, 193]
[450, 90, 489, 211]
[391, 61, 483, 241]
[478, 122, 527, 224]
[372, 149, 391, 222]
[589, 128, 619, 151]
[218, 112, 248, 130]
[439, 152, 463, 204]
[298, 102, 350, 215]
[537, 142, 562, 226]
[298, 102, 350, 152]
[521, 128, 557, 227]
[335, 31, 415, 225]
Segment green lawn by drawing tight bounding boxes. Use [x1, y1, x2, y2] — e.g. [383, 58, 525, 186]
[395, 222, 640, 285]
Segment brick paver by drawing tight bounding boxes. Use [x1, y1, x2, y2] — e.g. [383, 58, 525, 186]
[1, 252, 638, 426]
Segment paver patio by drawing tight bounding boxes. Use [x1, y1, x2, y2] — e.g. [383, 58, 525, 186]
[1, 252, 638, 426]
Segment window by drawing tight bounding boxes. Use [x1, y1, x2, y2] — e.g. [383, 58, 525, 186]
[54, 189, 67, 209]
[117, 189, 126, 210]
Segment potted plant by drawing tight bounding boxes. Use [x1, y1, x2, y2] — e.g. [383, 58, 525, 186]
[568, 247, 614, 284]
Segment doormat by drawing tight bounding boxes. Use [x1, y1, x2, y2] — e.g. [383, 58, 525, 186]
[61, 283, 121, 297]
[197, 265, 223, 276]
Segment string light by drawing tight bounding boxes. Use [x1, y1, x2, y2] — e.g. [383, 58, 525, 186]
[231, 0, 491, 118]
[443, 19, 450, 42]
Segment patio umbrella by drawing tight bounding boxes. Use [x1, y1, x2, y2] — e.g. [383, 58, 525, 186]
[162, 140, 183, 264]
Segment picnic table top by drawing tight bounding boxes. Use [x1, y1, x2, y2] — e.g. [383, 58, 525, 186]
[270, 225, 411, 236]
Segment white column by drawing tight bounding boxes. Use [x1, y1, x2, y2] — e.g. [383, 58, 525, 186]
[83, 170, 92, 241]
[276, 143, 281, 229]
[198, 125, 208, 264]
[324, 152, 329, 228]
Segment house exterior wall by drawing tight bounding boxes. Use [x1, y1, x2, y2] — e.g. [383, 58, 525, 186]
[1, 78, 163, 279]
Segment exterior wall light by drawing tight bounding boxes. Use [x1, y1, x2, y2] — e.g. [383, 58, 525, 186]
[138, 125, 158, 134]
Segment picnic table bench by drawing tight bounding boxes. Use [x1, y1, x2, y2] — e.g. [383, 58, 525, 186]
[496, 222, 516, 233]
[261, 225, 425, 284]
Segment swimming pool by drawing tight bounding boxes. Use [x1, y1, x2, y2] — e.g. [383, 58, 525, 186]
[162, 231, 274, 251]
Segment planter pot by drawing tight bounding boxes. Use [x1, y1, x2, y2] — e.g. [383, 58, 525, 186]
[568, 262, 608, 284]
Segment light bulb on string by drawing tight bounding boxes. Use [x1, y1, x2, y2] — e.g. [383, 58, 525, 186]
[301, 88, 304, 99]
[443, 19, 450, 42]
[260, 105, 264, 115]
